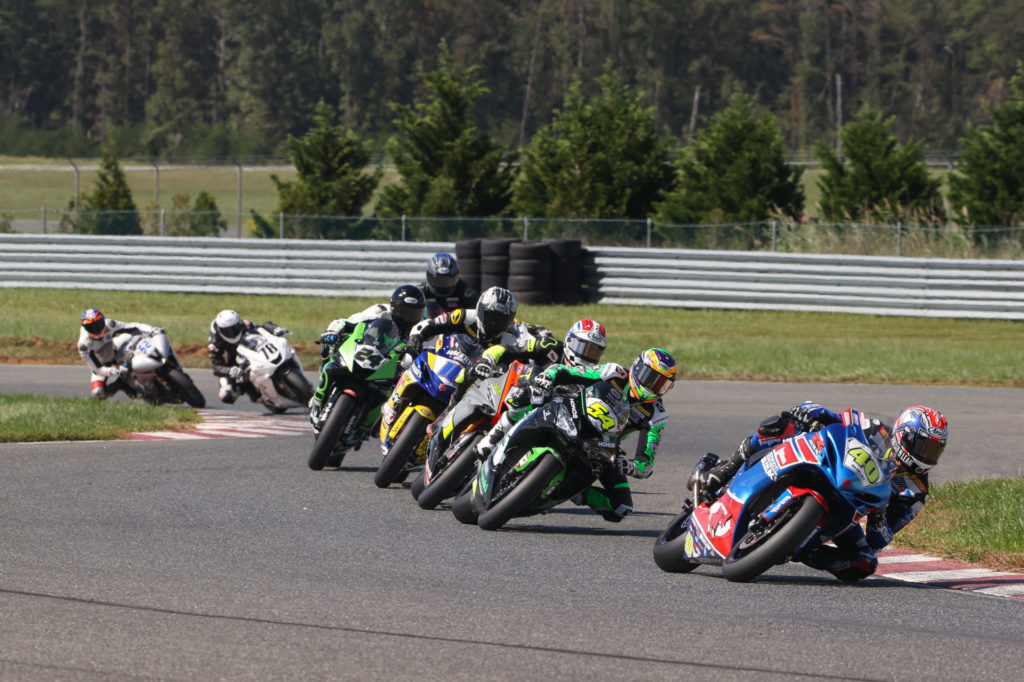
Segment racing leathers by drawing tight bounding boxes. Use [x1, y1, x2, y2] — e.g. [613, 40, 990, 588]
[477, 361, 670, 523]
[208, 319, 287, 403]
[78, 319, 157, 398]
[696, 402, 925, 581]
[420, 278, 479, 316]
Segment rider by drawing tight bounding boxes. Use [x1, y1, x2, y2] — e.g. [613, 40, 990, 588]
[308, 284, 427, 420]
[691, 401, 949, 581]
[420, 252, 479, 315]
[432, 318, 609, 457]
[208, 309, 289, 404]
[475, 347, 678, 524]
[78, 307, 158, 399]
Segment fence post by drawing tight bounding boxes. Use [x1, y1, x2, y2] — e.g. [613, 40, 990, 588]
[401, 215, 407, 241]
[151, 160, 160, 205]
[236, 162, 243, 238]
[524, 217, 529, 240]
[41, 206, 47, 234]
[69, 159, 80, 217]
[646, 217, 652, 248]
[772, 220, 777, 252]
[160, 209, 166, 236]
[897, 222, 903, 257]
[279, 212, 285, 239]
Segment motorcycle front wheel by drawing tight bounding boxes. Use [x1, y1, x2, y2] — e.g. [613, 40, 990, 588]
[721, 495, 826, 583]
[416, 432, 483, 511]
[374, 412, 430, 488]
[281, 368, 314, 404]
[164, 368, 206, 408]
[652, 505, 700, 573]
[477, 452, 562, 531]
[308, 394, 356, 470]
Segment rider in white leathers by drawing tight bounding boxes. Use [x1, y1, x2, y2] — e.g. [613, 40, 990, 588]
[78, 308, 157, 399]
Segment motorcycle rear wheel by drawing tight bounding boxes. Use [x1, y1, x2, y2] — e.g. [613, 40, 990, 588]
[652, 505, 700, 573]
[308, 394, 356, 470]
[477, 452, 562, 531]
[164, 368, 206, 408]
[416, 433, 483, 511]
[374, 412, 430, 488]
[721, 495, 826, 583]
[451, 485, 480, 525]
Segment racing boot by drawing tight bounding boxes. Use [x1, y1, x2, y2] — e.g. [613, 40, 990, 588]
[800, 541, 878, 582]
[690, 437, 755, 498]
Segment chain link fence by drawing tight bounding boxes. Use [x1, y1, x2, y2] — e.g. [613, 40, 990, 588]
[1, 208, 1022, 260]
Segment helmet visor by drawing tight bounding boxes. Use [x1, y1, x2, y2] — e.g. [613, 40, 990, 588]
[479, 309, 514, 338]
[631, 362, 674, 397]
[428, 273, 459, 295]
[903, 431, 945, 467]
[566, 336, 605, 365]
[394, 302, 426, 325]
[83, 318, 105, 335]
[219, 322, 243, 342]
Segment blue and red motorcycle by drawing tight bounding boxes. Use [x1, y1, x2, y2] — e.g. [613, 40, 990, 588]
[653, 409, 893, 582]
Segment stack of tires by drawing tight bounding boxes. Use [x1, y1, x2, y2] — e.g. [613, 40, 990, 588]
[454, 239, 482, 293]
[454, 237, 586, 305]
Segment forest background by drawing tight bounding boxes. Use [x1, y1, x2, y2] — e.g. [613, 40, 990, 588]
[2, 0, 1022, 159]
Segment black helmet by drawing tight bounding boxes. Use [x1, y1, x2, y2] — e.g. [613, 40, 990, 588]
[390, 284, 427, 332]
[475, 286, 517, 341]
[426, 253, 460, 296]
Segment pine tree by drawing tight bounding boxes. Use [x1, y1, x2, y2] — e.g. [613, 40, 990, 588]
[513, 67, 676, 221]
[814, 107, 941, 223]
[948, 63, 1024, 231]
[376, 43, 517, 224]
[271, 100, 382, 238]
[654, 91, 803, 234]
[73, 143, 142, 235]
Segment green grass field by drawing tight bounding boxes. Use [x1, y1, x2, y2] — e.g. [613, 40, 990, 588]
[2, 288, 1021, 387]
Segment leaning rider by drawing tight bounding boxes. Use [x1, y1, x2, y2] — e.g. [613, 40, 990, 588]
[691, 401, 949, 581]
[476, 347, 678, 524]
[208, 309, 289, 404]
[78, 307, 158, 399]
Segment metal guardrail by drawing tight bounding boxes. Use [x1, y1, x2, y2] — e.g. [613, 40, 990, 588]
[588, 246, 1024, 320]
[2, 234, 1023, 319]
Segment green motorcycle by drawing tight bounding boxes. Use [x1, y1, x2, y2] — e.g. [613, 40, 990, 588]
[307, 318, 405, 470]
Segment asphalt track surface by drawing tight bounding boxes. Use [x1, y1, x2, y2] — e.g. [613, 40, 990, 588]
[2, 365, 1023, 680]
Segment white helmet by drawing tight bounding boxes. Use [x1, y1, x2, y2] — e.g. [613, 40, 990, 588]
[214, 309, 244, 343]
[563, 318, 607, 367]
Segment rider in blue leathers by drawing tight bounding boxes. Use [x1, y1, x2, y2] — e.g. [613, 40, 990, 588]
[692, 401, 949, 581]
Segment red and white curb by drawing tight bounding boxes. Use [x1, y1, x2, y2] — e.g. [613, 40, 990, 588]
[874, 549, 1024, 598]
[128, 409, 310, 440]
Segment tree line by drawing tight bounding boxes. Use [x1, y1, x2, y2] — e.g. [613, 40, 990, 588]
[2, 0, 1023, 159]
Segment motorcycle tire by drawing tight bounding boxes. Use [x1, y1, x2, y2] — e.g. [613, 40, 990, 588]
[374, 412, 431, 488]
[164, 368, 206, 408]
[652, 506, 700, 573]
[308, 394, 356, 471]
[410, 470, 426, 501]
[451, 486, 480, 525]
[416, 433, 483, 511]
[282, 368, 314, 404]
[477, 452, 562, 531]
[721, 495, 826, 583]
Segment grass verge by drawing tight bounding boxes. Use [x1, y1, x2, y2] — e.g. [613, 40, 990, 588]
[2, 288, 1023, 386]
[0, 394, 200, 442]
[893, 478, 1024, 572]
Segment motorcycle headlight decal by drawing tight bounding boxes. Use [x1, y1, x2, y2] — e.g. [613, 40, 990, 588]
[555, 403, 577, 438]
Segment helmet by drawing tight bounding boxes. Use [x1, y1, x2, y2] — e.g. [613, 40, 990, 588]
[426, 253, 460, 297]
[390, 284, 427, 332]
[81, 308, 106, 338]
[628, 348, 677, 402]
[563, 318, 607, 367]
[475, 287, 517, 340]
[889, 406, 948, 474]
[214, 309, 244, 344]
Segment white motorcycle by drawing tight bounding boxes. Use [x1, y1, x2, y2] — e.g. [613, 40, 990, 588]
[232, 327, 313, 413]
[113, 329, 206, 407]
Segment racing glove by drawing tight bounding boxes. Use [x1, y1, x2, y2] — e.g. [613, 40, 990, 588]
[229, 365, 246, 380]
[785, 401, 831, 432]
[532, 371, 554, 395]
[614, 455, 638, 478]
[473, 356, 497, 380]
[405, 334, 423, 359]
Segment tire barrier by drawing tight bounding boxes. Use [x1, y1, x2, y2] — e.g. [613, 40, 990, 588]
[454, 238, 481, 293]
[457, 238, 586, 305]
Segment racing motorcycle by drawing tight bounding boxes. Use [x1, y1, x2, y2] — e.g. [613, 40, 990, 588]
[652, 409, 893, 582]
[308, 318, 405, 470]
[451, 380, 630, 531]
[233, 326, 312, 414]
[410, 360, 532, 510]
[113, 329, 205, 407]
[374, 333, 480, 489]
